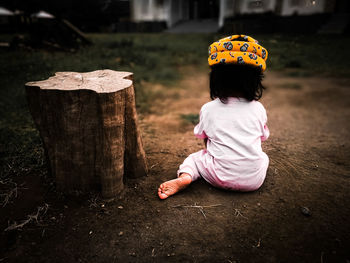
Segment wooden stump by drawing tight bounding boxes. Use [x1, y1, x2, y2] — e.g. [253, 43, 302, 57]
[25, 70, 148, 198]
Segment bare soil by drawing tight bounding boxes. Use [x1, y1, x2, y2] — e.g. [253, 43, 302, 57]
[1, 68, 350, 263]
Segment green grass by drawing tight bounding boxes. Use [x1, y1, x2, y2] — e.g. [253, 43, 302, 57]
[1, 33, 350, 188]
[180, 113, 199, 125]
[255, 34, 350, 77]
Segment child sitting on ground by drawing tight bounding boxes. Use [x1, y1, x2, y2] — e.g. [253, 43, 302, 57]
[158, 35, 270, 199]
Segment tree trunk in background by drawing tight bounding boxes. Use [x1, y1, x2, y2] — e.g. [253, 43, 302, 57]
[25, 70, 148, 199]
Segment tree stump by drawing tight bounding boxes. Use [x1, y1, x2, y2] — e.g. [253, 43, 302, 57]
[25, 70, 148, 198]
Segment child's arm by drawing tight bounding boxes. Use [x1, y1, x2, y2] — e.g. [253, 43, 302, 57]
[261, 124, 270, 142]
[260, 106, 269, 142]
[194, 110, 208, 139]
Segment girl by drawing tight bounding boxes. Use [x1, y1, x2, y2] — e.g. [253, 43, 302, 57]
[158, 35, 270, 199]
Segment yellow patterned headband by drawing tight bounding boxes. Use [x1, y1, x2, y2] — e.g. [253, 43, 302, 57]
[208, 35, 268, 72]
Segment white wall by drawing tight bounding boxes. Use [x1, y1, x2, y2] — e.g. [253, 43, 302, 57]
[166, 0, 190, 27]
[131, 0, 188, 27]
[0, 7, 14, 16]
[218, 0, 327, 26]
[280, 0, 326, 16]
[239, 0, 277, 14]
[131, 0, 168, 22]
[219, 0, 235, 27]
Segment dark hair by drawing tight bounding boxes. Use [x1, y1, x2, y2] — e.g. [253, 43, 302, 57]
[209, 64, 265, 102]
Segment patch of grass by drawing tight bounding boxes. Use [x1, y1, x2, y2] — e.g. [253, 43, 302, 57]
[255, 34, 350, 77]
[180, 113, 199, 125]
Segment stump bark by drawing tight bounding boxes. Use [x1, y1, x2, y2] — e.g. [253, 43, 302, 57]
[25, 70, 148, 198]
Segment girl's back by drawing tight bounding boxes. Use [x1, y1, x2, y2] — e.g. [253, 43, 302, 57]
[198, 97, 268, 159]
[194, 97, 269, 191]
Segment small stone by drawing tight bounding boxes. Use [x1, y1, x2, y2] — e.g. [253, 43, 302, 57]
[335, 238, 341, 246]
[89, 231, 93, 235]
[300, 206, 311, 216]
[101, 204, 105, 208]
[119, 231, 124, 236]
[257, 203, 261, 206]
[118, 206, 123, 209]
[103, 210, 111, 215]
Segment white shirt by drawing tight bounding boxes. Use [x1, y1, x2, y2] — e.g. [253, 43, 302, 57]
[193, 97, 269, 191]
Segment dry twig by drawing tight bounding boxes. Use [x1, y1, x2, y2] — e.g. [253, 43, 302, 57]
[150, 163, 159, 169]
[88, 195, 99, 208]
[172, 203, 222, 219]
[4, 203, 49, 231]
[1, 184, 17, 207]
[233, 208, 247, 219]
[256, 238, 261, 248]
[0, 180, 27, 207]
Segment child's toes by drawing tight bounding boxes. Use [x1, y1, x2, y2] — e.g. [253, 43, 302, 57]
[158, 190, 168, 199]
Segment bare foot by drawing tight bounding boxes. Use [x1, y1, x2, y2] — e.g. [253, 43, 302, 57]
[158, 174, 192, 199]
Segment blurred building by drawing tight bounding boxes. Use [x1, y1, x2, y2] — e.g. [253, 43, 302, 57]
[3, 0, 347, 33]
[224, 0, 349, 34]
[0, 6, 14, 31]
[131, 0, 219, 28]
[129, 0, 349, 33]
[130, 0, 345, 27]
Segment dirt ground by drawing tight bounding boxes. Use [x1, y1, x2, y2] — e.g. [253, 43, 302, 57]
[1, 68, 350, 263]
